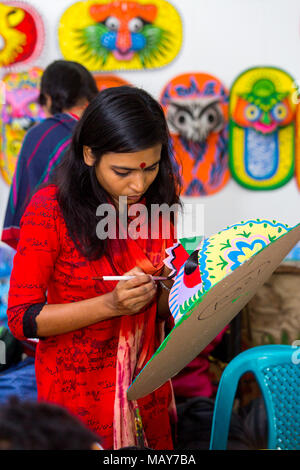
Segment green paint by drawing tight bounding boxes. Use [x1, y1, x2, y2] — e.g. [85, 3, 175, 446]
[240, 78, 288, 112]
[261, 111, 271, 125]
[237, 231, 251, 238]
[220, 240, 231, 251]
[179, 235, 203, 255]
[232, 292, 249, 303]
[216, 255, 228, 270]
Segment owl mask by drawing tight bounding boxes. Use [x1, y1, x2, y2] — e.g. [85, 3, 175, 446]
[160, 72, 230, 196]
[166, 97, 225, 143]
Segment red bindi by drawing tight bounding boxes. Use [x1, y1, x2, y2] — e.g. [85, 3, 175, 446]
[140, 162, 146, 169]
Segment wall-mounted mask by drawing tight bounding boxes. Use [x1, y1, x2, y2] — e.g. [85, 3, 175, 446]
[230, 67, 296, 190]
[58, 0, 182, 71]
[0, 67, 45, 184]
[93, 73, 130, 91]
[0, 1, 44, 68]
[160, 73, 229, 196]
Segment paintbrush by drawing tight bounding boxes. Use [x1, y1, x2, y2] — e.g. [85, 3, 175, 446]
[92, 275, 173, 281]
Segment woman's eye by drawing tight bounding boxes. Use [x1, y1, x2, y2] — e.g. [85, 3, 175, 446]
[114, 170, 130, 177]
[145, 166, 157, 172]
[113, 164, 158, 176]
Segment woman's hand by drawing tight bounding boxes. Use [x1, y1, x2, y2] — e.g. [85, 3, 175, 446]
[108, 266, 157, 317]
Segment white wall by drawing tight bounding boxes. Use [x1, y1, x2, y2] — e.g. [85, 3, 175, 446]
[1, 0, 300, 236]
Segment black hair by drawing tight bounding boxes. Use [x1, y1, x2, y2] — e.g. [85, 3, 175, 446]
[38, 60, 98, 115]
[53, 85, 182, 260]
[0, 397, 101, 450]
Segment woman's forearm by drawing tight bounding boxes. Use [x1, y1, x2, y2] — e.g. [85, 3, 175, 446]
[36, 292, 117, 337]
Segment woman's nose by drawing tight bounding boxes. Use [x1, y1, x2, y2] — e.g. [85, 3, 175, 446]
[129, 173, 146, 193]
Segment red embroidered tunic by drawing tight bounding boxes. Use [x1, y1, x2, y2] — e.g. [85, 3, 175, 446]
[7, 185, 176, 450]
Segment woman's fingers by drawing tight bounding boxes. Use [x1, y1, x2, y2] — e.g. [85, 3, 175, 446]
[117, 281, 156, 305]
[123, 287, 157, 313]
[120, 267, 153, 289]
[112, 266, 158, 315]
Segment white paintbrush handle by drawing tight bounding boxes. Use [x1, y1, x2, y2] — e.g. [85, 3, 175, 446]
[100, 275, 169, 281]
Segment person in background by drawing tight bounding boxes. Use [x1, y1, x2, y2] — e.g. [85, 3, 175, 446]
[6, 86, 181, 450]
[0, 397, 103, 450]
[1, 60, 98, 250]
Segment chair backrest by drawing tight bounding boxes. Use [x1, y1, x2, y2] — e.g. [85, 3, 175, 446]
[209, 345, 300, 450]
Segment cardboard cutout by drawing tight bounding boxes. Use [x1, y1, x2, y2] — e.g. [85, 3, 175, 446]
[160, 73, 229, 196]
[229, 67, 296, 190]
[0, 1, 44, 68]
[58, 0, 182, 72]
[0, 67, 45, 184]
[127, 220, 300, 400]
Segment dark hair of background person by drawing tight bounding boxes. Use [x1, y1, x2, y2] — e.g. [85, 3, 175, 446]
[0, 397, 101, 450]
[38, 60, 99, 115]
[52, 85, 182, 261]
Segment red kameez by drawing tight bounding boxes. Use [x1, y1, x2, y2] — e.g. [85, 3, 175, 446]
[7, 185, 176, 450]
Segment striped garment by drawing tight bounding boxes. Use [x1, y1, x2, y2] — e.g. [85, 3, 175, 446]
[1, 113, 78, 250]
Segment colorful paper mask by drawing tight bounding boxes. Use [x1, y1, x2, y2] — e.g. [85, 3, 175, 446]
[58, 0, 183, 71]
[167, 220, 292, 325]
[0, 1, 44, 68]
[127, 219, 300, 400]
[0, 67, 45, 184]
[93, 73, 129, 91]
[160, 73, 230, 196]
[229, 67, 296, 190]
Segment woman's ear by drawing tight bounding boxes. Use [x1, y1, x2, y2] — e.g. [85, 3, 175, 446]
[83, 146, 95, 167]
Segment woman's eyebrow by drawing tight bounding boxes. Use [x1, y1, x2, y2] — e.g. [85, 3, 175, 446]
[111, 160, 161, 171]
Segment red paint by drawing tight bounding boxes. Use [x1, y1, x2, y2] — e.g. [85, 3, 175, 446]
[140, 162, 146, 169]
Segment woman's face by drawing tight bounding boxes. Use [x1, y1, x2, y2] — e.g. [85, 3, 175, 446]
[83, 144, 162, 206]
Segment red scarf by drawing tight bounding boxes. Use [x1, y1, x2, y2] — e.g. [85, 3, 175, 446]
[91, 207, 176, 448]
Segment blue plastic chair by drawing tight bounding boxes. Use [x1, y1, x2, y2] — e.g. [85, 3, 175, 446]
[209, 345, 300, 450]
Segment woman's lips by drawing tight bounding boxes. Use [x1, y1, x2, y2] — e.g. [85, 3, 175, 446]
[126, 194, 143, 202]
